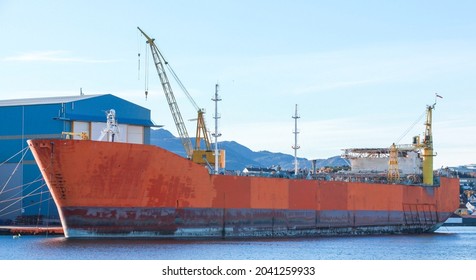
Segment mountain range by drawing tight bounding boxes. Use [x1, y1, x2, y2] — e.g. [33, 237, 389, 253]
[150, 128, 349, 171]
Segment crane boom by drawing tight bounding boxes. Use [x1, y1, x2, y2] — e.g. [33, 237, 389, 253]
[137, 27, 193, 159]
[138, 27, 225, 170]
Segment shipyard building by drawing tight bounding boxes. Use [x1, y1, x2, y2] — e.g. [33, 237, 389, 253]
[0, 94, 155, 225]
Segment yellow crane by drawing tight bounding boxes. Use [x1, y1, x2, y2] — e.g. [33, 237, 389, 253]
[137, 27, 224, 168]
[412, 102, 436, 185]
[387, 143, 400, 183]
[389, 97, 440, 185]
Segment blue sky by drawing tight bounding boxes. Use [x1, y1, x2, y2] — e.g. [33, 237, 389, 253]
[1, 0, 475, 167]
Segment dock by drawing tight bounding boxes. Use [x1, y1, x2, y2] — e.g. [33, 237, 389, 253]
[0, 226, 64, 236]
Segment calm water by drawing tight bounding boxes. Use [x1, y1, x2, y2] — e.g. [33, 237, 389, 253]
[1, 226, 475, 260]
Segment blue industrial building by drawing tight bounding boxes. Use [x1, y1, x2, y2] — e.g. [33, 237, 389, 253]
[0, 94, 155, 225]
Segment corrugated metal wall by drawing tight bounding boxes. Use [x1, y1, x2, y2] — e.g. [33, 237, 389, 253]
[0, 94, 153, 224]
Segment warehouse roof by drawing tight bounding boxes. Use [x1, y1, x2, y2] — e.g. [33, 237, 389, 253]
[0, 94, 159, 127]
[0, 94, 101, 107]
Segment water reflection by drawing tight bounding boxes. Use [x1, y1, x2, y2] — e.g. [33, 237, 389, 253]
[1, 227, 475, 260]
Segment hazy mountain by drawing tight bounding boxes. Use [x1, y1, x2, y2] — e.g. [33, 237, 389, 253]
[150, 128, 349, 171]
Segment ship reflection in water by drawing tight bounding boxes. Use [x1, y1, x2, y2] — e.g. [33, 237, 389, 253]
[1, 226, 475, 260]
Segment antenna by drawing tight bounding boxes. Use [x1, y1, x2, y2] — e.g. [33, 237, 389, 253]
[292, 104, 300, 176]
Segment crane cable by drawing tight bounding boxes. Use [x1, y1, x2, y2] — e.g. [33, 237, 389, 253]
[164, 59, 200, 111]
[144, 42, 150, 100]
[137, 30, 141, 80]
[394, 109, 426, 145]
[139, 33, 200, 111]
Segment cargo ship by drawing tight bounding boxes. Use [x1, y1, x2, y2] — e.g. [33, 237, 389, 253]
[27, 28, 459, 238]
[27, 137, 459, 238]
[27, 102, 459, 238]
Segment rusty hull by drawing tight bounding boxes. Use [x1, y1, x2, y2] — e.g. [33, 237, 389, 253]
[28, 139, 460, 238]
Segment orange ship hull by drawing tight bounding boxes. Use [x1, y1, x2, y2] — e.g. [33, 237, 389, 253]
[28, 139, 459, 238]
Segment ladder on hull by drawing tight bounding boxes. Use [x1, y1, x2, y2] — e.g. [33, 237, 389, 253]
[403, 203, 438, 226]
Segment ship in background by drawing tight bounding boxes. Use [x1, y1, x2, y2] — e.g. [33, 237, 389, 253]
[27, 28, 459, 238]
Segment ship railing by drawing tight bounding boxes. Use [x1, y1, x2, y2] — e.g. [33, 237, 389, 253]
[229, 168, 451, 186]
[310, 172, 431, 186]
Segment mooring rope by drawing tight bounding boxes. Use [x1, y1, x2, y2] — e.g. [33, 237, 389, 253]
[0, 146, 29, 168]
[0, 196, 52, 218]
[0, 177, 44, 196]
[0, 182, 47, 216]
[0, 146, 30, 194]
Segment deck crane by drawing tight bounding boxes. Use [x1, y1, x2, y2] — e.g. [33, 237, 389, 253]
[388, 95, 441, 185]
[137, 27, 224, 168]
[412, 101, 437, 185]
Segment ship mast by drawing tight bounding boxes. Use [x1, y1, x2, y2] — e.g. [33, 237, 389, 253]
[292, 104, 300, 176]
[212, 84, 222, 174]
